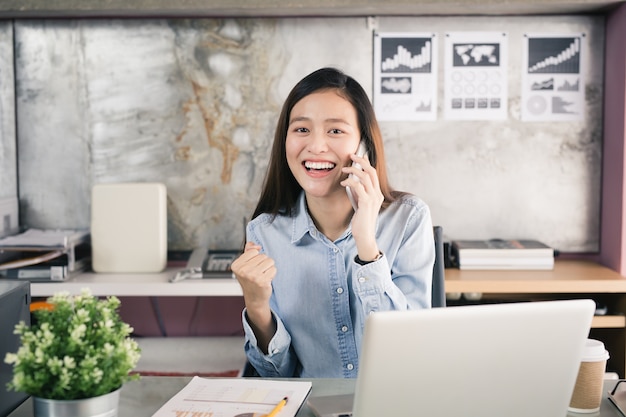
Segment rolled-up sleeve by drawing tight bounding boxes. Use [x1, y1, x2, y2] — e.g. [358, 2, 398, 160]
[242, 308, 298, 377]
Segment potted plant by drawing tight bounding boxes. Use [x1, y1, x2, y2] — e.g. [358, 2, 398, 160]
[4, 288, 141, 416]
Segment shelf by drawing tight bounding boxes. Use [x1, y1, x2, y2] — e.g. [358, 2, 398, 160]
[30, 259, 626, 298]
[444, 260, 626, 294]
[30, 268, 243, 297]
[592, 315, 626, 328]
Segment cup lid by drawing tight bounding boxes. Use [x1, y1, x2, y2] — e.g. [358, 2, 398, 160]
[582, 338, 609, 361]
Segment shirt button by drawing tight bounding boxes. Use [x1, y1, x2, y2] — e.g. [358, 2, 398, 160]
[369, 310, 375, 315]
[333, 248, 338, 253]
[272, 349, 280, 354]
[358, 277, 366, 283]
[341, 325, 348, 332]
[347, 363, 354, 370]
[336, 287, 344, 294]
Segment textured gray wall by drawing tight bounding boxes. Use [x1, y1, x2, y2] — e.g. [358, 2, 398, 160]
[0, 23, 16, 201]
[9, 15, 604, 252]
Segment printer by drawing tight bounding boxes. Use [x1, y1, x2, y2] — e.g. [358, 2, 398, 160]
[0, 281, 30, 416]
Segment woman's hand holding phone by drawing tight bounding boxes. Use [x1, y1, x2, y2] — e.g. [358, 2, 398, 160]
[342, 144, 384, 262]
[345, 142, 368, 210]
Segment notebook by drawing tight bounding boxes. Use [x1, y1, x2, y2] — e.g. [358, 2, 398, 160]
[308, 299, 595, 417]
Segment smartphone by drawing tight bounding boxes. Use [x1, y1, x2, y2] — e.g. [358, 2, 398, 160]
[346, 141, 368, 210]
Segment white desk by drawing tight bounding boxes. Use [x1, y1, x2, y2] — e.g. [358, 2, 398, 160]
[8, 377, 625, 417]
[29, 268, 243, 297]
[9, 377, 355, 417]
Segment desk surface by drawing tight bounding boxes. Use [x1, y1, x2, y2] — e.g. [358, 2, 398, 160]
[28, 259, 626, 298]
[9, 377, 355, 417]
[7, 377, 625, 417]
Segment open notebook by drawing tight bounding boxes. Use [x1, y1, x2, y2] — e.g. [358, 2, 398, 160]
[308, 299, 595, 417]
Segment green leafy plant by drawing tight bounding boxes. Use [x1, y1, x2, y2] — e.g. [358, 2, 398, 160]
[4, 289, 141, 400]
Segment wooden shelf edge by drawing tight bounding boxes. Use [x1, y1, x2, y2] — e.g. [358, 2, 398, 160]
[592, 315, 626, 328]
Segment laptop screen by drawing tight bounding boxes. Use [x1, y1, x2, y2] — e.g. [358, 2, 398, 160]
[348, 300, 594, 417]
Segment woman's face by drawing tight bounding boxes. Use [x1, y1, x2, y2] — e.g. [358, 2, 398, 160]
[285, 90, 361, 200]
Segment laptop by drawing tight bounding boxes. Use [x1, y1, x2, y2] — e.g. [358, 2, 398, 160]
[308, 299, 595, 417]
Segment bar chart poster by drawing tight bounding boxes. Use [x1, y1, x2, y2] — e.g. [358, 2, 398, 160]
[443, 32, 508, 121]
[373, 32, 438, 121]
[522, 34, 585, 122]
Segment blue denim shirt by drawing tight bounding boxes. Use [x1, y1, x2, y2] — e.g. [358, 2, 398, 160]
[242, 191, 434, 378]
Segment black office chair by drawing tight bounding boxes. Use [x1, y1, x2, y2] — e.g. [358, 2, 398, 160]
[431, 225, 447, 308]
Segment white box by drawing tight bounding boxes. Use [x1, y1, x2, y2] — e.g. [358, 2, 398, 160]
[91, 183, 167, 273]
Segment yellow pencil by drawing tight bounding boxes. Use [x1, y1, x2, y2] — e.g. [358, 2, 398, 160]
[266, 396, 288, 417]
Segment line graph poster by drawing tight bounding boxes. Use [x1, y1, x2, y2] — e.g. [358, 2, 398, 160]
[522, 34, 585, 121]
[443, 32, 508, 120]
[373, 32, 438, 121]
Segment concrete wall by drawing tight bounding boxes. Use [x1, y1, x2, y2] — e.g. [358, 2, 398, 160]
[0, 24, 16, 201]
[1, 14, 605, 253]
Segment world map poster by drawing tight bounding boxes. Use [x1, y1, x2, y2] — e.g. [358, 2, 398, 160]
[443, 31, 508, 120]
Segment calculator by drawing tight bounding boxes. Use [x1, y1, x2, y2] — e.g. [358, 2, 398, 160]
[203, 250, 240, 272]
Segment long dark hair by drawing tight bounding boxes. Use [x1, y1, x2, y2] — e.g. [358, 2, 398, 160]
[252, 67, 401, 220]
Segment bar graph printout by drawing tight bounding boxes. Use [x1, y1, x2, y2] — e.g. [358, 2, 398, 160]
[151, 376, 313, 417]
[521, 34, 585, 121]
[443, 32, 508, 120]
[373, 32, 438, 121]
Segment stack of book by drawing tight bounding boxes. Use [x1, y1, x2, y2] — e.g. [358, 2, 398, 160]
[451, 239, 555, 270]
[0, 229, 91, 281]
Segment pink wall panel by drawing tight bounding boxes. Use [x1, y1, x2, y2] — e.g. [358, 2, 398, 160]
[600, 3, 626, 275]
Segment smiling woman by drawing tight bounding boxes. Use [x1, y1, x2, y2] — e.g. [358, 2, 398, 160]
[230, 67, 435, 378]
[285, 89, 361, 207]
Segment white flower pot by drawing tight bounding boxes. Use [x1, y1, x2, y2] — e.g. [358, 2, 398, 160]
[33, 387, 120, 417]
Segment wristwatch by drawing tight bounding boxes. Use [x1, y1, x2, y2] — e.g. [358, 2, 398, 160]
[355, 251, 383, 265]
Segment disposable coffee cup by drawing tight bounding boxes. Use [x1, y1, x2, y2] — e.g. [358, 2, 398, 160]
[568, 339, 609, 413]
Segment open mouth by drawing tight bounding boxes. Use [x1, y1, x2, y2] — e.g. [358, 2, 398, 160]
[304, 161, 335, 171]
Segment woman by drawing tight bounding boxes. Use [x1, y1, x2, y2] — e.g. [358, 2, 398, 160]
[231, 67, 434, 378]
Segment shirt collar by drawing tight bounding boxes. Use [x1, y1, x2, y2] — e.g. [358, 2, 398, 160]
[291, 192, 313, 244]
[291, 191, 353, 244]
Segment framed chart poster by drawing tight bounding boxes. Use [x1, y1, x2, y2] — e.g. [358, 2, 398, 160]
[521, 34, 585, 122]
[373, 32, 438, 121]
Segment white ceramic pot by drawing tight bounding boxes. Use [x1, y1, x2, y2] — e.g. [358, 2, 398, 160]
[33, 387, 120, 417]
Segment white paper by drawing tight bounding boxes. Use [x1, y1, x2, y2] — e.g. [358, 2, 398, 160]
[443, 32, 508, 120]
[373, 32, 438, 121]
[521, 34, 585, 122]
[151, 376, 313, 417]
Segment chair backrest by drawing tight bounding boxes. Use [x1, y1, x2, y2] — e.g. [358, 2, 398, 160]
[431, 226, 446, 308]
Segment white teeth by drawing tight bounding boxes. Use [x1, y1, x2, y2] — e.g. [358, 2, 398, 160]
[305, 161, 335, 170]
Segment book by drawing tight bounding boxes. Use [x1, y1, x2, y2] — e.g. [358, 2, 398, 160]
[151, 376, 312, 417]
[0, 229, 91, 280]
[0, 249, 90, 281]
[451, 239, 555, 270]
